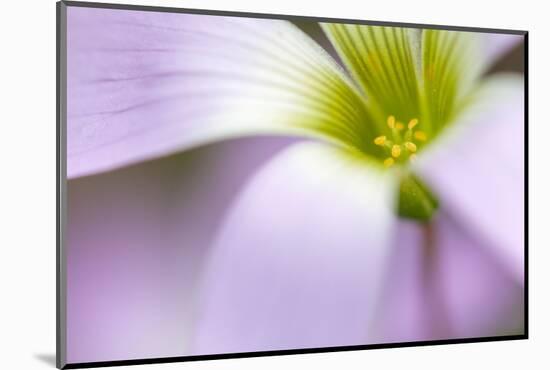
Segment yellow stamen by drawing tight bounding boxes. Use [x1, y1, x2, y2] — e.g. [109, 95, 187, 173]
[414, 131, 427, 141]
[405, 142, 417, 152]
[391, 145, 401, 158]
[408, 118, 419, 129]
[375, 116, 427, 168]
[384, 158, 394, 168]
[374, 135, 387, 146]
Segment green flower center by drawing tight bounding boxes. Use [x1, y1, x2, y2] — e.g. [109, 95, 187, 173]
[315, 25, 486, 221]
[370, 114, 439, 222]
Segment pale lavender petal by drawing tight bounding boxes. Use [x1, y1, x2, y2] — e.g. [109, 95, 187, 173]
[416, 75, 525, 283]
[374, 212, 523, 343]
[483, 33, 524, 68]
[66, 137, 295, 363]
[67, 7, 363, 178]
[192, 142, 397, 355]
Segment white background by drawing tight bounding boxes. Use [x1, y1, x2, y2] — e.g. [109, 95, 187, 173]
[0, 0, 547, 369]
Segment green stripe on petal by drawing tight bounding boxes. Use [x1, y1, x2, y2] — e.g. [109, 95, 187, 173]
[322, 24, 486, 147]
[321, 24, 423, 132]
[420, 29, 483, 135]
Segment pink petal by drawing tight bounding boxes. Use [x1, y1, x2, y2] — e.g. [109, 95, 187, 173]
[67, 7, 361, 178]
[416, 75, 525, 283]
[375, 212, 523, 343]
[191, 142, 397, 354]
[66, 137, 294, 363]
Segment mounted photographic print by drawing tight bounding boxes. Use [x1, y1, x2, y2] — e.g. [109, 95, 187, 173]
[57, 1, 528, 368]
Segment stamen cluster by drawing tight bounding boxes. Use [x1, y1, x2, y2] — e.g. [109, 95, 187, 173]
[373, 115, 427, 168]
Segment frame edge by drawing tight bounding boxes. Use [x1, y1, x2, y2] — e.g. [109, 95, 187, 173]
[57, 1, 68, 369]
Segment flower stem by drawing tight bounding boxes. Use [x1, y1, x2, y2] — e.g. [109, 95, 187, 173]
[420, 221, 453, 337]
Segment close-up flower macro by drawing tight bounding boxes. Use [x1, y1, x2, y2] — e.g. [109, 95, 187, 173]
[63, 4, 525, 365]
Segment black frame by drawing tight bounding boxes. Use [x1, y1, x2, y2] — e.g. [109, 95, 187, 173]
[56, 1, 529, 368]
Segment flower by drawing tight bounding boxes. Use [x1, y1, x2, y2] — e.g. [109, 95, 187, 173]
[66, 6, 524, 362]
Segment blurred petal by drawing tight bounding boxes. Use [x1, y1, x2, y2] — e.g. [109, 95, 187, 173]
[67, 7, 369, 178]
[67, 137, 294, 363]
[192, 142, 397, 354]
[375, 212, 523, 342]
[483, 33, 524, 68]
[421, 32, 524, 133]
[415, 74, 525, 283]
